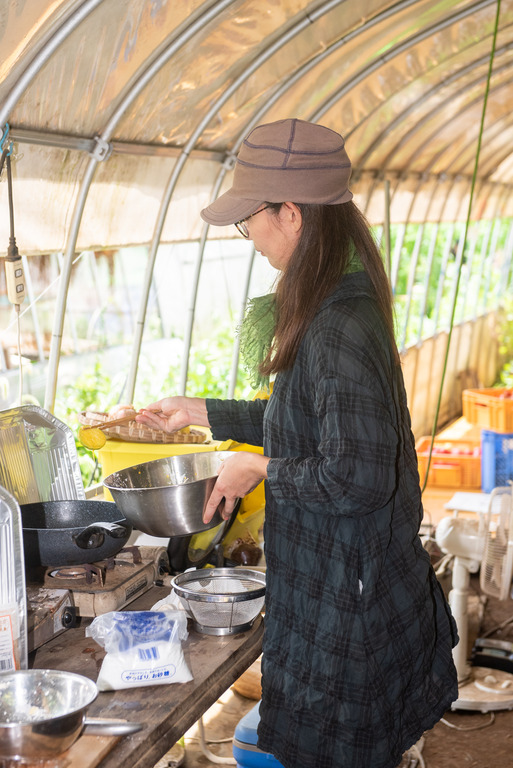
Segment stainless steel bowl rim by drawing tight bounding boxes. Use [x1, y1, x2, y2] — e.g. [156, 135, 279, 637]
[0, 669, 98, 726]
[171, 567, 266, 604]
[103, 451, 236, 491]
[101, 452, 239, 538]
[104, 477, 211, 492]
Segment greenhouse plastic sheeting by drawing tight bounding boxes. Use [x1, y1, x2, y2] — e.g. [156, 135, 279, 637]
[1, 0, 513, 253]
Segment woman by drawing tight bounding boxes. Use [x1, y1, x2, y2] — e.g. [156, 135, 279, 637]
[137, 118, 458, 768]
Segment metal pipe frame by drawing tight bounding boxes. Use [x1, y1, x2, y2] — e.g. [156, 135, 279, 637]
[499, 220, 513, 298]
[177, 0, 433, 399]
[228, 246, 256, 398]
[462, 186, 510, 379]
[21, 255, 45, 362]
[42, 0, 237, 410]
[129, 0, 405, 400]
[0, 0, 105, 128]
[380, 76, 513, 189]
[398, 177, 440, 351]
[415, 178, 458, 343]
[456, 179, 493, 324]
[420, 186, 472, 435]
[9, 127, 223, 162]
[2, 0, 509, 408]
[174, 0, 422, 399]
[356, 41, 513, 169]
[408, 196, 456, 434]
[430, 184, 469, 333]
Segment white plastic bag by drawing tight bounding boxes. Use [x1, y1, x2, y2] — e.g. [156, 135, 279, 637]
[85, 609, 193, 691]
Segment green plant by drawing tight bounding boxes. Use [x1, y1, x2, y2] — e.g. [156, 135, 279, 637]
[53, 326, 256, 486]
[54, 361, 120, 487]
[159, 325, 254, 400]
[494, 294, 513, 388]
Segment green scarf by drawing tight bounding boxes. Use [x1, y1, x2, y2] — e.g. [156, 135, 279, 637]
[238, 246, 364, 392]
[238, 293, 277, 393]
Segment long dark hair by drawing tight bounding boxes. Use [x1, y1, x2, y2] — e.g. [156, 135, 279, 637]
[259, 200, 399, 377]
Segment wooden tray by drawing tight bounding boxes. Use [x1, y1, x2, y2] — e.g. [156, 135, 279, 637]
[0, 733, 120, 768]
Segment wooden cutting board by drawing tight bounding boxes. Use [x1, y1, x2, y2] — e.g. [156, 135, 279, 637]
[0, 734, 120, 768]
[62, 733, 121, 768]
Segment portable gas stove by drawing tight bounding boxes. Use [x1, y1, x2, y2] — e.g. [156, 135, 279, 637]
[26, 545, 170, 652]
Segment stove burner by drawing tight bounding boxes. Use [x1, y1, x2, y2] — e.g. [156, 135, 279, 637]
[120, 546, 143, 564]
[26, 546, 170, 629]
[49, 563, 106, 586]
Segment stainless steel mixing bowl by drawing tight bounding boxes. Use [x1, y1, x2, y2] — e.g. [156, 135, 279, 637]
[0, 669, 95, 760]
[103, 451, 239, 538]
[0, 669, 142, 760]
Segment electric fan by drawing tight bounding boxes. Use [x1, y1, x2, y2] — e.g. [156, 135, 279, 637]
[435, 485, 513, 711]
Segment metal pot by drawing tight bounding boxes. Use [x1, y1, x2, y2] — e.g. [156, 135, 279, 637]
[0, 669, 142, 760]
[20, 500, 132, 567]
[103, 451, 240, 538]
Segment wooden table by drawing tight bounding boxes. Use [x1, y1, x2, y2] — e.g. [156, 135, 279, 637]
[30, 585, 264, 768]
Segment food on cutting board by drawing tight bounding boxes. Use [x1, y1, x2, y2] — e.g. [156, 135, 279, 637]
[80, 403, 192, 439]
[108, 403, 190, 432]
[108, 403, 137, 419]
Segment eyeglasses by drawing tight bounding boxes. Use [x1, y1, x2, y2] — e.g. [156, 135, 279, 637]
[234, 205, 273, 238]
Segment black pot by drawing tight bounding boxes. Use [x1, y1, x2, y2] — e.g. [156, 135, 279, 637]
[20, 500, 132, 568]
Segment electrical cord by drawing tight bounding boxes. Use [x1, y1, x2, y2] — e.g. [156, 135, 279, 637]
[440, 712, 495, 731]
[196, 716, 236, 765]
[6, 153, 17, 256]
[480, 614, 513, 638]
[409, 742, 426, 768]
[2, 251, 84, 333]
[0, 147, 8, 177]
[15, 304, 22, 405]
[3, 136, 25, 403]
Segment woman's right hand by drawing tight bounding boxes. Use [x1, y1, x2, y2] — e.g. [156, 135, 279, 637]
[135, 396, 208, 434]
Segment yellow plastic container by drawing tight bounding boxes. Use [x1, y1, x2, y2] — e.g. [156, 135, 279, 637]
[215, 440, 266, 550]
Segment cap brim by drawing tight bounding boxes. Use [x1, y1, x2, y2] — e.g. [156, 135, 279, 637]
[200, 190, 265, 227]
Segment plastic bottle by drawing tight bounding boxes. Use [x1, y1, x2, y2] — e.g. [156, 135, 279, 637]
[0, 485, 28, 672]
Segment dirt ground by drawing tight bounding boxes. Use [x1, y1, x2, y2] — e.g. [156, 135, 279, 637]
[420, 574, 513, 768]
[162, 574, 513, 768]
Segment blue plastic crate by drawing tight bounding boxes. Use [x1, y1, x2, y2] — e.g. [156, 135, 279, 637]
[481, 430, 513, 492]
[233, 702, 285, 768]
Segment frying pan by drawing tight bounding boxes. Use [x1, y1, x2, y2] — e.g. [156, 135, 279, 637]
[20, 500, 132, 567]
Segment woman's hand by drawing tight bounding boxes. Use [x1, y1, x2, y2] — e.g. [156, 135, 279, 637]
[135, 396, 209, 433]
[204, 451, 270, 524]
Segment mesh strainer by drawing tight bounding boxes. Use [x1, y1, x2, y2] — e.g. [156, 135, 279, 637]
[171, 567, 265, 635]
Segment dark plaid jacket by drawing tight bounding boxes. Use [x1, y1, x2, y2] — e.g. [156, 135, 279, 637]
[207, 271, 458, 768]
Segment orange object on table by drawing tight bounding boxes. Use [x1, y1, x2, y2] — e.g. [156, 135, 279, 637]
[462, 388, 513, 433]
[416, 436, 481, 489]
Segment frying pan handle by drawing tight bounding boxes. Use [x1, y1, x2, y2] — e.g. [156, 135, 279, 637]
[83, 718, 144, 736]
[73, 521, 130, 549]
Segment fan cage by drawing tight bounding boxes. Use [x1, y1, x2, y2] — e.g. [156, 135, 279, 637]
[479, 487, 513, 601]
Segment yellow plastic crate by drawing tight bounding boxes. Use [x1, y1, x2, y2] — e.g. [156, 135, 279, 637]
[462, 388, 513, 434]
[416, 436, 481, 489]
[215, 440, 265, 549]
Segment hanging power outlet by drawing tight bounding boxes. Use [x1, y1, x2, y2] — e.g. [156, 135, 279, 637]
[5, 256, 26, 304]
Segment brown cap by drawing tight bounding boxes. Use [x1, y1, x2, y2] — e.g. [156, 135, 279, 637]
[201, 118, 353, 226]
